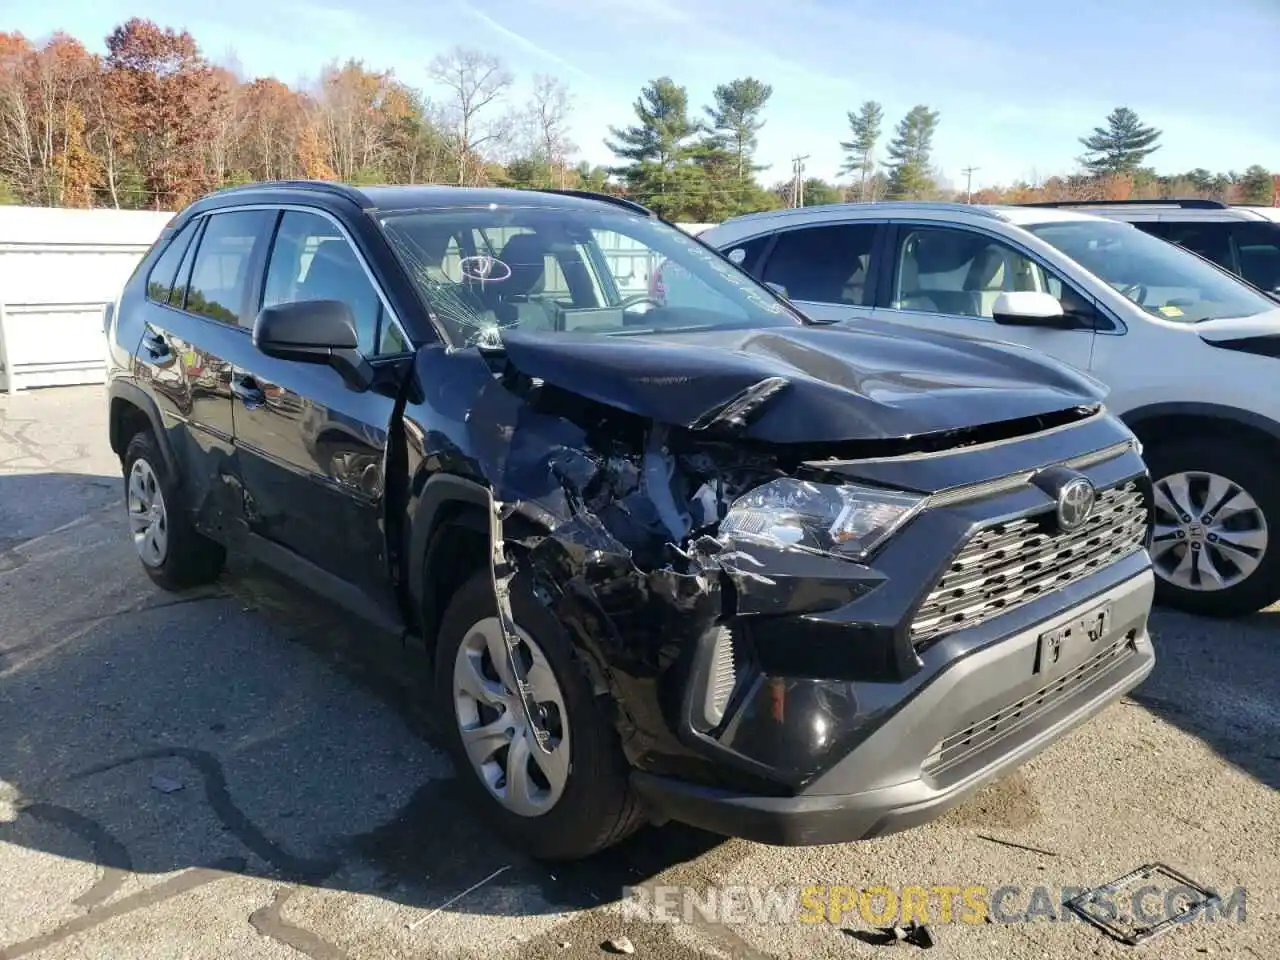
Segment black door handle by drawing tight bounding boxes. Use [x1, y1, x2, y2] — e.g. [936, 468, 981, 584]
[230, 373, 266, 407]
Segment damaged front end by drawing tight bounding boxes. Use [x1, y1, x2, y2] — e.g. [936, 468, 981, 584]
[443, 324, 1146, 805]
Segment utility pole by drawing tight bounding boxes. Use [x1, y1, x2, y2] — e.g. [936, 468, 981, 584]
[961, 165, 980, 204]
[791, 154, 810, 208]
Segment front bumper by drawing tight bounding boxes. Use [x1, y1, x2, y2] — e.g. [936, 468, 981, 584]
[633, 568, 1155, 845]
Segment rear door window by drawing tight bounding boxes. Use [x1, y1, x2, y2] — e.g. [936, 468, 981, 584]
[721, 234, 772, 275]
[1232, 223, 1280, 293]
[1161, 222, 1235, 271]
[185, 210, 275, 326]
[759, 224, 879, 305]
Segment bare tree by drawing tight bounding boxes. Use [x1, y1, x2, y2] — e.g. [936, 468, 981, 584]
[427, 46, 513, 185]
[528, 73, 575, 186]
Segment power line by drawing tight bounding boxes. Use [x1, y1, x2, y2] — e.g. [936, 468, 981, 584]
[961, 165, 980, 204]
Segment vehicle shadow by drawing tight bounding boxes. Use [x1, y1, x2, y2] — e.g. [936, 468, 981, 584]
[0, 472, 725, 951]
[1130, 604, 1280, 791]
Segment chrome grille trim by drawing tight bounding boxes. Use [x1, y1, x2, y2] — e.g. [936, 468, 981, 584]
[925, 440, 1136, 509]
[923, 632, 1137, 775]
[911, 481, 1148, 645]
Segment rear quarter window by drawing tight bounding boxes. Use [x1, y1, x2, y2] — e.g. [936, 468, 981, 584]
[145, 220, 199, 304]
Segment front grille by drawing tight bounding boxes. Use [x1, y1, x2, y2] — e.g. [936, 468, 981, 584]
[923, 631, 1137, 775]
[911, 481, 1148, 646]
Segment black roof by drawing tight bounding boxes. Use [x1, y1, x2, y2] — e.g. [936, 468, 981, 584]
[197, 180, 654, 217]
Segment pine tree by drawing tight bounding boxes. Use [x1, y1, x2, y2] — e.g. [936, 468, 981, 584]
[1238, 165, 1274, 205]
[885, 105, 939, 200]
[1078, 107, 1162, 176]
[839, 101, 883, 201]
[605, 77, 700, 219]
[703, 77, 772, 181]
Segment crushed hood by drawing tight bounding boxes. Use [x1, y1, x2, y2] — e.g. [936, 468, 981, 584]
[497, 320, 1106, 444]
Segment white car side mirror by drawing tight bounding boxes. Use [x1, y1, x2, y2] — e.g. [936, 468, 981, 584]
[992, 291, 1080, 328]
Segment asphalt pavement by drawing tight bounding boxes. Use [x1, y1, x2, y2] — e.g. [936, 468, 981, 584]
[1, 385, 1276, 960]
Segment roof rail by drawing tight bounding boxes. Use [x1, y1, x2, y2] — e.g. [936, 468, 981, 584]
[1019, 198, 1229, 210]
[725, 199, 1006, 225]
[212, 179, 370, 205]
[538, 188, 655, 217]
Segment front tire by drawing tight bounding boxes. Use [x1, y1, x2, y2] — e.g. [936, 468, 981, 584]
[1146, 437, 1280, 617]
[433, 569, 645, 860]
[122, 430, 225, 591]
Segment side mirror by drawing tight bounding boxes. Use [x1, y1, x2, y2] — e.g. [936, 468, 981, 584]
[992, 291, 1083, 329]
[764, 281, 789, 298]
[253, 299, 372, 391]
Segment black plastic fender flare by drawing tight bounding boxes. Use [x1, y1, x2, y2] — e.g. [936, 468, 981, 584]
[406, 473, 494, 634]
[107, 380, 181, 482]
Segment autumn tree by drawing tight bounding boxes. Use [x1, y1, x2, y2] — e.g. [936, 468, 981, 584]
[380, 84, 453, 184]
[312, 60, 395, 183]
[840, 100, 883, 201]
[428, 47, 513, 185]
[105, 19, 221, 209]
[1079, 107, 1161, 177]
[0, 33, 38, 202]
[239, 78, 303, 182]
[885, 104, 939, 200]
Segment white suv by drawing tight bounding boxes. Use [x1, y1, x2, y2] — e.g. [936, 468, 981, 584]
[701, 202, 1280, 617]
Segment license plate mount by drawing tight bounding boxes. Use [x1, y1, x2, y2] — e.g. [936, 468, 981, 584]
[1035, 601, 1111, 675]
[1063, 862, 1221, 946]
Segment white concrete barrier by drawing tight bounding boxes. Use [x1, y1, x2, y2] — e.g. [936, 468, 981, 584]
[0, 206, 172, 393]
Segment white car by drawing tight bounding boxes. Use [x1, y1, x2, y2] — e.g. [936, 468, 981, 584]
[700, 202, 1280, 617]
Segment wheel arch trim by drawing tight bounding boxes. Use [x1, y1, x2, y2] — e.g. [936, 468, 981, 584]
[108, 380, 181, 482]
[1121, 402, 1280, 447]
[407, 473, 496, 639]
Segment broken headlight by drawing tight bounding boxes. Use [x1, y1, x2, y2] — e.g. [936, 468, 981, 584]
[719, 478, 925, 561]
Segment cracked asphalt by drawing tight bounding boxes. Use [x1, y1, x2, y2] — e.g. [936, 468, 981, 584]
[2, 386, 1277, 960]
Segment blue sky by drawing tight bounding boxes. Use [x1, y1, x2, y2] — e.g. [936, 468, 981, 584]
[6, 0, 1279, 189]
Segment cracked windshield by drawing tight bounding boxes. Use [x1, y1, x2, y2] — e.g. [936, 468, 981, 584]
[379, 207, 792, 347]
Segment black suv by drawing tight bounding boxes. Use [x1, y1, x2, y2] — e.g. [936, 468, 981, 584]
[1024, 199, 1280, 297]
[106, 181, 1156, 860]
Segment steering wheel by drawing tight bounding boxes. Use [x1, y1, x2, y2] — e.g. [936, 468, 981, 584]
[617, 293, 663, 312]
[1115, 282, 1148, 304]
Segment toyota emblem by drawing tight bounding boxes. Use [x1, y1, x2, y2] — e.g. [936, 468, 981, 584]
[1056, 477, 1096, 532]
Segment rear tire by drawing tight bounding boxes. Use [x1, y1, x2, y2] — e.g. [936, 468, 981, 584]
[433, 569, 645, 860]
[122, 430, 225, 591]
[1146, 437, 1280, 617]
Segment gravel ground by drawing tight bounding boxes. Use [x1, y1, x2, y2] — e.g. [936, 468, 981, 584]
[1, 386, 1276, 960]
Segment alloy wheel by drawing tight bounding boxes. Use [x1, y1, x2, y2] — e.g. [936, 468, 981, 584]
[127, 458, 169, 567]
[452, 616, 571, 817]
[1151, 470, 1268, 592]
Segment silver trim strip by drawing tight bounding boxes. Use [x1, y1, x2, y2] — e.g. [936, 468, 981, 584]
[924, 439, 1136, 509]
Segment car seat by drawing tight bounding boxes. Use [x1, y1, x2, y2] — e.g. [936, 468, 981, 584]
[491, 233, 556, 331]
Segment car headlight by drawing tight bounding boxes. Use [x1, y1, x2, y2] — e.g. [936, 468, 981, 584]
[718, 478, 925, 561]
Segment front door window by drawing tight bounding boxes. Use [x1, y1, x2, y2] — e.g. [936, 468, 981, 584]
[892, 227, 1054, 319]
